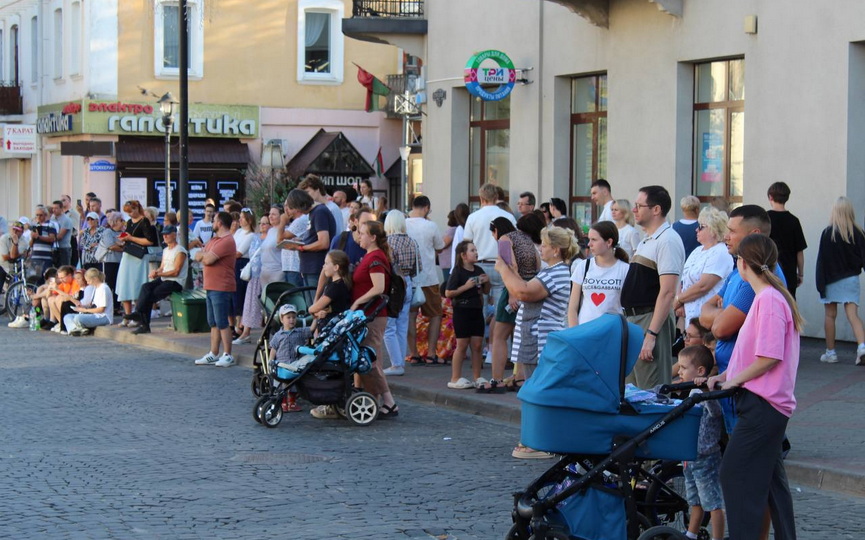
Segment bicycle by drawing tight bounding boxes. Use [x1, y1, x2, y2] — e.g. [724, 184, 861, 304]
[1, 258, 38, 321]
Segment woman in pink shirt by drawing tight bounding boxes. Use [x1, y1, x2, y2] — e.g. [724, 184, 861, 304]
[706, 234, 803, 540]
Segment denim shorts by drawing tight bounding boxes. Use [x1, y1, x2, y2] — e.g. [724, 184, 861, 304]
[683, 451, 724, 511]
[206, 290, 234, 329]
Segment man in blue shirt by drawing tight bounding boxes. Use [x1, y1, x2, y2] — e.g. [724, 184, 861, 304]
[700, 205, 786, 432]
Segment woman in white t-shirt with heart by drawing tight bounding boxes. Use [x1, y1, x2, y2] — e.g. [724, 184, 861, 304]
[567, 221, 630, 327]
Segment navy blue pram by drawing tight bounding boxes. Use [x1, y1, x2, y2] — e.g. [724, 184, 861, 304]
[252, 297, 388, 428]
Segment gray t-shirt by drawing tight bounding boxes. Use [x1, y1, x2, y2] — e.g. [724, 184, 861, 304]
[52, 213, 75, 248]
[0, 233, 30, 272]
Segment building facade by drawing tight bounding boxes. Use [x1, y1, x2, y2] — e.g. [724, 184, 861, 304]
[0, 0, 401, 221]
[344, 0, 865, 340]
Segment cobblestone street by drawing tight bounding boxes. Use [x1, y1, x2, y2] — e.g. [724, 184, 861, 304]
[1, 326, 862, 538]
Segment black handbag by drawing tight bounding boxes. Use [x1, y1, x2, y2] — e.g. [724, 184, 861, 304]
[123, 241, 148, 259]
[122, 219, 149, 259]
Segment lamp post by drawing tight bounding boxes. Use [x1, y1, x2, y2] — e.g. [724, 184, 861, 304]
[158, 92, 179, 218]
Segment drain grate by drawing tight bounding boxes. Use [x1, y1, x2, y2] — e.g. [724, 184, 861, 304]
[233, 452, 332, 465]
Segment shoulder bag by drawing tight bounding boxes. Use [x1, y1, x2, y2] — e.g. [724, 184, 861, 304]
[123, 220, 148, 259]
[409, 254, 426, 309]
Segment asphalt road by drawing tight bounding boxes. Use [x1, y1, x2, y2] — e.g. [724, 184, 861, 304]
[0, 324, 862, 539]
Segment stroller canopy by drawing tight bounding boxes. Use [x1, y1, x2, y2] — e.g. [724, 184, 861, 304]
[518, 314, 643, 414]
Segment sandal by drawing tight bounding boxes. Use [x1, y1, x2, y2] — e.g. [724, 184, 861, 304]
[512, 444, 555, 460]
[406, 356, 425, 366]
[379, 404, 399, 419]
[424, 356, 444, 365]
[503, 377, 525, 392]
[476, 379, 506, 394]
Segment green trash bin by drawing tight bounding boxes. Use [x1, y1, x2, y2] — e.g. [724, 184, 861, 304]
[170, 289, 211, 333]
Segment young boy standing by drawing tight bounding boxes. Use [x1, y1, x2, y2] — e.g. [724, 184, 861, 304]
[677, 344, 725, 540]
[269, 304, 312, 412]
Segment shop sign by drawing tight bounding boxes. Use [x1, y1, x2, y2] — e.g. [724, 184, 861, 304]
[318, 174, 366, 187]
[3, 124, 37, 153]
[37, 101, 260, 138]
[90, 160, 116, 172]
[464, 50, 516, 101]
[187, 180, 210, 218]
[217, 181, 240, 205]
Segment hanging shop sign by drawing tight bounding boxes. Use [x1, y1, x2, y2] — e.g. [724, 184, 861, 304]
[464, 49, 516, 101]
[3, 124, 37, 153]
[36, 101, 260, 138]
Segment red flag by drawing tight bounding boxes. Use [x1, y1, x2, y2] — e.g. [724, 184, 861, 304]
[356, 65, 391, 112]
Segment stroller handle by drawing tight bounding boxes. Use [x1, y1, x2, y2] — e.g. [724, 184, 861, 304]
[360, 295, 389, 320]
[658, 380, 740, 400]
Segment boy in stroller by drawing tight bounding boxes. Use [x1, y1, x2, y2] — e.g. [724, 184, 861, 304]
[676, 345, 725, 540]
[269, 303, 312, 412]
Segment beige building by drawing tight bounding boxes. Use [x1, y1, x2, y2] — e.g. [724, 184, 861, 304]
[0, 0, 401, 220]
[344, 0, 865, 339]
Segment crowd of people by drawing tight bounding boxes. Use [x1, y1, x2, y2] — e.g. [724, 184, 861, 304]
[3, 174, 865, 538]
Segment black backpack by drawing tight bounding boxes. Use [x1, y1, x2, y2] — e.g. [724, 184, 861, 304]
[370, 260, 406, 318]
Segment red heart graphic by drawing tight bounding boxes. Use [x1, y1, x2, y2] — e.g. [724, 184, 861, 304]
[591, 293, 606, 306]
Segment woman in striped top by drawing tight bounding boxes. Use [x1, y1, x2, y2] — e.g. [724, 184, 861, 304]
[497, 225, 579, 459]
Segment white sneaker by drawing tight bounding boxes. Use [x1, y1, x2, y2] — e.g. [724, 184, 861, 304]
[820, 350, 839, 364]
[8, 316, 28, 328]
[214, 353, 235, 367]
[383, 366, 405, 376]
[232, 335, 251, 345]
[194, 352, 218, 366]
[856, 345, 865, 366]
[310, 405, 339, 419]
[51, 324, 63, 333]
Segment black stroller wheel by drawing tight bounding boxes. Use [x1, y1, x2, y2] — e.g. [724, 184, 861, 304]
[258, 398, 283, 428]
[636, 525, 687, 540]
[252, 396, 270, 424]
[345, 392, 378, 426]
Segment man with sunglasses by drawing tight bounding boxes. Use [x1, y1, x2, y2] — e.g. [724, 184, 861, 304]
[619, 185, 685, 389]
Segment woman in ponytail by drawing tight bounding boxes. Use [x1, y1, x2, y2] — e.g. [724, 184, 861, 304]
[567, 221, 630, 327]
[704, 233, 800, 539]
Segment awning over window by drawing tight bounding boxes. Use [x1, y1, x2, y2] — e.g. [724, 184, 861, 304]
[286, 129, 375, 179]
[116, 137, 250, 165]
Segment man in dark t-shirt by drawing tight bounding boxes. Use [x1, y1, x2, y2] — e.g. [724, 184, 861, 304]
[281, 188, 336, 288]
[767, 182, 807, 299]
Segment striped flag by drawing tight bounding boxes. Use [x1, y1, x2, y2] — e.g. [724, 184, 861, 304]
[374, 148, 384, 177]
[356, 64, 391, 112]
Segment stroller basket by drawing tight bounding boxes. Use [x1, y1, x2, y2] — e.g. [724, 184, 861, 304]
[518, 314, 701, 461]
[296, 368, 349, 405]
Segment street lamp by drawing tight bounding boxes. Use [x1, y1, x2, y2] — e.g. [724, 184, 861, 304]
[158, 92, 179, 217]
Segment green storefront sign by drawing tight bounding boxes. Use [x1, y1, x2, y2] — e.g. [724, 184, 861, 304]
[36, 100, 259, 138]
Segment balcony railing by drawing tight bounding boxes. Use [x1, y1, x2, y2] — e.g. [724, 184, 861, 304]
[352, 0, 424, 18]
[0, 84, 22, 115]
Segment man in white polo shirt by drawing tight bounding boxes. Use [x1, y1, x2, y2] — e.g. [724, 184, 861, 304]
[463, 183, 516, 306]
[406, 195, 445, 363]
[619, 185, 685, 389]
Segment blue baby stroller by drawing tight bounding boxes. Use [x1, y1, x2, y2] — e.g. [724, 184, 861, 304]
[507, 314, 736, 540]
[252, 296, 388, 428]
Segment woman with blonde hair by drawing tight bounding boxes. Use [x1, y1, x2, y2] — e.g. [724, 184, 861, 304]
[498, 225, 575, 459]
[63, 268, 114, 336]
[382, 210, 421, 375]
[815, 196, 865, 364]
[674, 206, 733, 325]
[673, 195, 701, 258]
[611, 198, 641, 259]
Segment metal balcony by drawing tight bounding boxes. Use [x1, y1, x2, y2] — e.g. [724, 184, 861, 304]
[352, 0, 424, 18]
[343, 1, 427, 58]
[0, 84, 23, 116]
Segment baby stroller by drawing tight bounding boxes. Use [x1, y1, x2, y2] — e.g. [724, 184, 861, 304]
[507, 314, 736, 540]
[252, 295, 388, 428]
[250, 283, 317, 397]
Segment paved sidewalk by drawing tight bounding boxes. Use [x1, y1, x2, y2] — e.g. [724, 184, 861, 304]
[94, 318, 865, 497]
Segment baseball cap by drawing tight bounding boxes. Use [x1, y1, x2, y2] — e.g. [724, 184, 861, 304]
[162, 225, 178, 235]
[85, 211, 100, 221]
[10, 221, 23, 230]
[278, 304, 298, 316]
[18, 216, 30, 225]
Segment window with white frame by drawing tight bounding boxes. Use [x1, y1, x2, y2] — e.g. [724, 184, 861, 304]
[297, 0, 344, 84]
[154, 0, 204, 79]
[53, 8, 62, 79]
[70, 2, 81, 76]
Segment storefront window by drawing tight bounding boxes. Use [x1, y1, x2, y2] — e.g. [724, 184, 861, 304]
[570, 74, 607, 225]
[469, 95, 510, 203]
[693, 59, 745, 203]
